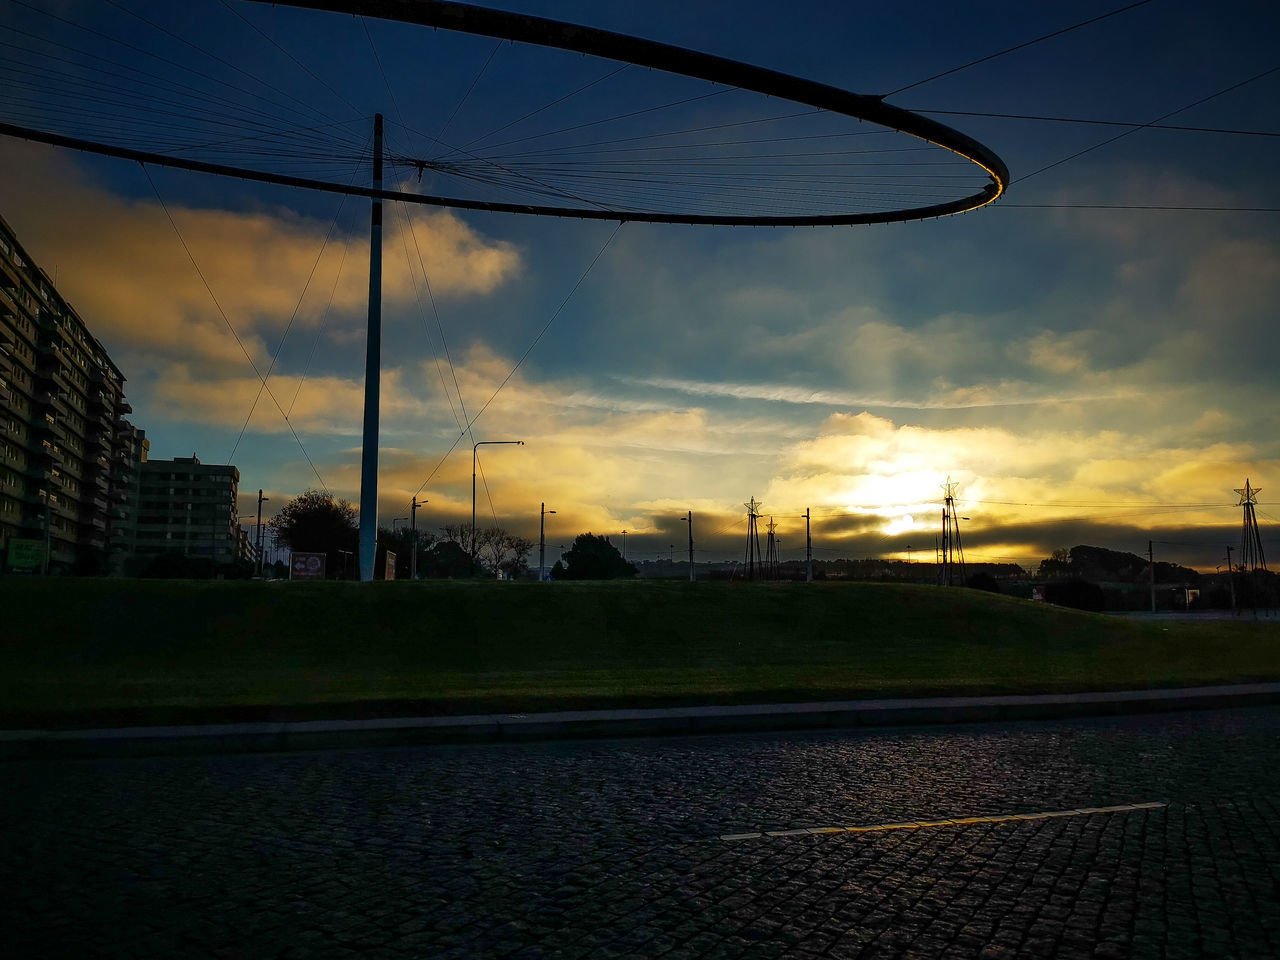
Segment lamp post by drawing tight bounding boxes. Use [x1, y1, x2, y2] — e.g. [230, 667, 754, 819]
[472, 439, 524, 577]
[411, 496, 424, 580]
[256, 489, 269, 578]
[539, 502, 556, 581]
[621, 529, 626, 562]
[680, 511, 693, 581]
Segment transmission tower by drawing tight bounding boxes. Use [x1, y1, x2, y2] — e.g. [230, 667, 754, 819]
[940, 477, 966, 586]
[764, 516, 780, 580]
[744, 497, 763, 581]
[1235, 479, 1268, 573]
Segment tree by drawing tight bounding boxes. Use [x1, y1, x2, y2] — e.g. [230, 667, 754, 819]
[475, 526, 534, 579]
[421, 538, 473, 578]
[556, 533, 637, 580]
[268, 489, 358, 579]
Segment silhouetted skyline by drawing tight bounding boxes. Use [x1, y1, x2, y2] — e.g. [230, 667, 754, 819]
[1, 0, 1276, 570]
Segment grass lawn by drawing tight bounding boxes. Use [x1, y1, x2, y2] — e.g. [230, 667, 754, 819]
[2, 578, 1278, 727]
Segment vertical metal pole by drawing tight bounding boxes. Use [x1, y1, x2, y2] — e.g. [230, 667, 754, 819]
[42, 502, 51, 576]
[687, 509, 694, 582]
[255, 489, 264, 578]
[471, 445, 478, 578]
[1226, 545, 1236, 613]
[539, 502, 546, 582]
[806, 507, 812, 582]
[410, 497, 419, 581]
[1148, 540, 1156, 613]
[358, 114, 384, 583]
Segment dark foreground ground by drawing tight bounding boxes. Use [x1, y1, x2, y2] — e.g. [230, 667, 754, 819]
[3, 706, 1279, 959]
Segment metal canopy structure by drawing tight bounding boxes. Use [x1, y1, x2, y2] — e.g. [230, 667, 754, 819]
[2, 1, 1009, 226]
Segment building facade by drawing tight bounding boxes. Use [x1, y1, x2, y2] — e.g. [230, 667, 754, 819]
[134, 456, 247, 570]
[1, 213, 145, 574]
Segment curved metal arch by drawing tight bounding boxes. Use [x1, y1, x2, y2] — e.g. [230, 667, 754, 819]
[248, 0, 1009, 225]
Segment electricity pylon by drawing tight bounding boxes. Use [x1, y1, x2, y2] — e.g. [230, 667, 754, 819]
[1235, 479, 1267, 573]
[744, 497, 763, 581]
[940, 476, 966, 586]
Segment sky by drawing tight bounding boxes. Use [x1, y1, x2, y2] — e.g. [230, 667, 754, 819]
[1, 0, 1278, 571]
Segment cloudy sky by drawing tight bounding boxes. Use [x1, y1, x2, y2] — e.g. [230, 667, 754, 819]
[1, 0, 1277, 570]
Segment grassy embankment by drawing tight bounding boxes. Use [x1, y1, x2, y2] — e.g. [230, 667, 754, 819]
[2, 578, 1277, 727]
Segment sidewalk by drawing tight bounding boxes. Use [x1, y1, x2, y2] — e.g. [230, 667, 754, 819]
[4, 682, 1280, 759]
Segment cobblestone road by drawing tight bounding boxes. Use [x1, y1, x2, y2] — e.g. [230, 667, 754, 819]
[4, 707, 1280, 959]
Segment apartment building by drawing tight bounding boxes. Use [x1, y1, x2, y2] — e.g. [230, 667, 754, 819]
[0, 213, 145, 574]
[134, 456, 248, 569]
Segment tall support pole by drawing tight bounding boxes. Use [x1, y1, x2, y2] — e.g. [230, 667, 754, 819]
[255, 489, 268, 578]
[686, 510, 694, 581]
[539, 502, 555, 581]
[805, 507, 812, 582]
[1148, 540, 1156, 613]
[42, 501, 51, 576]
[410, 496, 421, 580]
[1226, 544, 1236, 614]
[358, 114, 384, 583]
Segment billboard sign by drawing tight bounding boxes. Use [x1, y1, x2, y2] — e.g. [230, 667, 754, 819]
[290, 552, 327, 581]
[7, 538, 45, 570]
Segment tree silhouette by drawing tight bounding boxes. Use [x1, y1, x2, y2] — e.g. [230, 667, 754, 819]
[268, 489, 358, 578]
[556, 533, 637, 580]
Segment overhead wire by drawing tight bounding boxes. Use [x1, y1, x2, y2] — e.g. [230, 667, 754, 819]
[409, 220, 623, 500]
[138, 163, 331, 492]
[225, 138, 372, 464]
[1014, 64, 1280, 185]
[885, 0, 1157, 97]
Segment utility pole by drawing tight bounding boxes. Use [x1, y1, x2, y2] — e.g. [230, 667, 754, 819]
[255, 489, 268, 578]
[805, 507, 812, 582]
[621, 529, 627, 561]
[744, 497, 762, 580]
[682, 510, 694, 581]
[472, 439, 523, 577]
[1225, 544, 1236, 613]
[1148, 540, 1156, 613]
[42, 501, 51, 576]
[539, 502, 555, 581]
[410, 496, 423, 580]
[358, 113, 384, 583]
[764, 517, 779, 580]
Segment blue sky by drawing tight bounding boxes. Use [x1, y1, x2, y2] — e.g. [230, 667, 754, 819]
[1, 0, 1278, 569]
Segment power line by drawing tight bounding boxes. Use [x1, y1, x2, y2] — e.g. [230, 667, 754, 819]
[886, 0, 1156, 97]
[409, 220, 624, 499]
[998, 203, 1280, 212]
[1014, 64, 1280, 185]
[910, 109, 1280, 139]
[139, 163, 330, 492]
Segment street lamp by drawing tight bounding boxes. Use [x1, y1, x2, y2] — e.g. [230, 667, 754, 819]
[621, 529, 626, 562]
[472, 439, 524, 576]
[680, 511, 694, 581]
[411, 496, 425, 580]
[539, 502, 556, 582]
[256, 489, 269, 578]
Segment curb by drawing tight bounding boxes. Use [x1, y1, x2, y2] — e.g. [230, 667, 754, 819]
[4, 682, 1280, 760]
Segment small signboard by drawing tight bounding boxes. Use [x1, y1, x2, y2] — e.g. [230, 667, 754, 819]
[384, 550, 396, 581]
[7, 538, 45, 570]
[290, 552, 327, 581]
